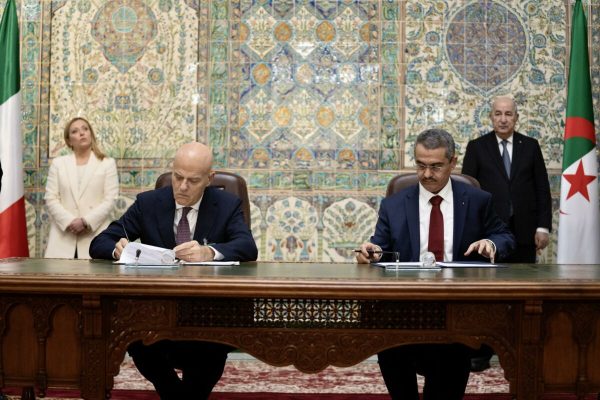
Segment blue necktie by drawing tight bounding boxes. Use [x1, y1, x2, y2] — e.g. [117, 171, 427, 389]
[501, 140, 511, 178]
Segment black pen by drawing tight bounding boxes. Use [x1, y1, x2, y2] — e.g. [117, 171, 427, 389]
[122, 221, 130, 242]
[353, 249, 395, 254]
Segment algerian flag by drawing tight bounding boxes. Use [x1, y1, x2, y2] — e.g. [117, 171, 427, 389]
[0, 0, 29, 258]
[557, 0, 600, 264]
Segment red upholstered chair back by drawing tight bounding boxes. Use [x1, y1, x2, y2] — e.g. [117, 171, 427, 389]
[385, 173, 480, 198]
[155, 171, 251, 229]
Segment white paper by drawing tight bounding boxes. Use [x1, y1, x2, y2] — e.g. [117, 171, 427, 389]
[437, 261, 500, 268]
[372, 262, 441, 271]
[180, 261, 240, 266]
[117, 242, 178, 266]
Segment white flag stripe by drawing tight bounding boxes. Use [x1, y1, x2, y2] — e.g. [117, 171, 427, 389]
[557, 150, 600, 264]
[0, 91, 24, 212]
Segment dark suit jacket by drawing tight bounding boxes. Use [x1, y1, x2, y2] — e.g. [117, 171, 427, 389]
[462, 131, 552, 245]
[371, 179, 515, 262]
[89, 186, 258, 261]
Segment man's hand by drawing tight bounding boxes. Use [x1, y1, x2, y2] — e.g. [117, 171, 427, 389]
[174, 240, 215, 262]
[464, 239, 496, 263]
[356, 242, 382, 264]
[535, 231, 549, 251]
[114, 238, 129, 260]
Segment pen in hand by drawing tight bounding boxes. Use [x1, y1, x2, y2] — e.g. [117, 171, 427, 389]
[353, 249, 396, 255]
[121, 221, 131, 242]
[354, 249, 400, 263]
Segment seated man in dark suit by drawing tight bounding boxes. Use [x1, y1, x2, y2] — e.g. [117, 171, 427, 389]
[356, 129, 515, 400]
[90, 142, 258, 400]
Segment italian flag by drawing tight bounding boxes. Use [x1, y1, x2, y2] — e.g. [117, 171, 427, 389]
[0, 0, 29, 258]
[557, 0, 600, 264]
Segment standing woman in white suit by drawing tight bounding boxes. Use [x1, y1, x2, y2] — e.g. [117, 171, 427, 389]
[45, 117, 119, 259]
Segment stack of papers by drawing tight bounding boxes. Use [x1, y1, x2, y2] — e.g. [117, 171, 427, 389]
[117, 243, 241, 268]
[117, 242, 178, 268]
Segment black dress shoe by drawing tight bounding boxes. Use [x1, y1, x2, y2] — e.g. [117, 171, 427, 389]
[470, 356, 491, 372]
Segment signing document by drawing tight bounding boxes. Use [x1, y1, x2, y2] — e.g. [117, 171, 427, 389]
[118, 242, 240, 267]
[118, 242, 178, 267]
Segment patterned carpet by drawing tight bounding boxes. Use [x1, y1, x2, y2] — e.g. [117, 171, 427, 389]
[2, 354, 511, 399]
[112, 353, 509, 394]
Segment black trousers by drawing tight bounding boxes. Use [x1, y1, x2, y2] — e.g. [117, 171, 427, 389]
[505, 217, 537, 263]
[128, 340, 234, 400]
[378, 343, 471, 400]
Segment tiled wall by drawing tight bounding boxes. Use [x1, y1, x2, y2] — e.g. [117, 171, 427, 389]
[4, 0, 599, 262]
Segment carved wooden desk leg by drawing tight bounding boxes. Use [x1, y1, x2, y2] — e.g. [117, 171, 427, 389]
[80, 295, 106, 400]
[517, 300, 543, 400]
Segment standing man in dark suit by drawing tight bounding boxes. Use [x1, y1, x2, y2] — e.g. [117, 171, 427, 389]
[90, 142, 258, 400]
[461, 96, 552, 372]
[462, 96, 552, 263]
[356, 129, 515, 400]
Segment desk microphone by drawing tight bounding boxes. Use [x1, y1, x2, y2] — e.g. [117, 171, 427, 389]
[135, 249, 141, 265]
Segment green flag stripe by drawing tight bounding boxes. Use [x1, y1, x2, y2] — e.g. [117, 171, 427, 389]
[0, 0, 20, 105]
[563, 0, 596, 170]
[565, 0, 594, 123]
[563, 137, 595, 170]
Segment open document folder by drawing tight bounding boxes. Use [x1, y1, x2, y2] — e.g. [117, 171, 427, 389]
[116, 242, 241, 267]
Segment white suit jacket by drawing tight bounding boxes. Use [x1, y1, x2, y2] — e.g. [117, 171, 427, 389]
[44, 153, 119, 259]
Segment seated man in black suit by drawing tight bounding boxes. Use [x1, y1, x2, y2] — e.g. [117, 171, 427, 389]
[90, 142, 258, 399]
[356, 129, 515, 400]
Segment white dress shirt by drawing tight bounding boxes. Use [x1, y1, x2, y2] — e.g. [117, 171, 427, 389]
[174, 198, 201, 238]
[174, 197, 223, 260]
[496, 134, 513, 162]
[418, 180, 454, 262]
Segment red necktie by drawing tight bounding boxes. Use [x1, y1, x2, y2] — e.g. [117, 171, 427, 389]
[176, 207, 192, 245]
[428, 195, 444, 261]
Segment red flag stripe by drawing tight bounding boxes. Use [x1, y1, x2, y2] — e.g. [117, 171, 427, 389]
[0, 197, 29, 257]
[564, 116, 596, 141]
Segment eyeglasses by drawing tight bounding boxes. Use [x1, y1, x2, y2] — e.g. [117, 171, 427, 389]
[416, 163, 447, 172]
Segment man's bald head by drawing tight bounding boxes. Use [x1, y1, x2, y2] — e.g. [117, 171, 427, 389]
[171, 142, 214, 206]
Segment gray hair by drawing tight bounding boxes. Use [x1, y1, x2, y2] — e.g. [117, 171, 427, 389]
[415, 129, 455, 160]
[491, 96, 518, 114]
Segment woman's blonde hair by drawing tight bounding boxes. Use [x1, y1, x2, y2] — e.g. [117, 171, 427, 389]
[63, 117, 106, 160]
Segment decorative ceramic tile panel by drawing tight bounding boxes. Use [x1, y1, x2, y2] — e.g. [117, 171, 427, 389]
[322, 198, 378, 262]
[225, 0, 401, 174]
[264, 196, 319, 261]
[47, 0, 198, 159]
[404, 0, 567, 171]
[4, 1, 598, 263]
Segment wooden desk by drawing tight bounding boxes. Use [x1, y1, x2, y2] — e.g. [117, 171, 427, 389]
[0, 259, 599, 399]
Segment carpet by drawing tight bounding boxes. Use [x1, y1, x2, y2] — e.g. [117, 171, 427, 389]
[2, 354, 511, 399]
